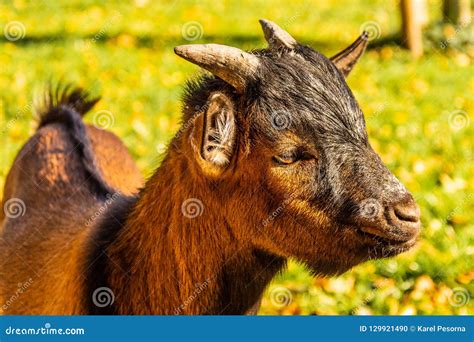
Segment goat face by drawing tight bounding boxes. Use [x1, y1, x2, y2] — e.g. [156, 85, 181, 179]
[176, 20, 420, 275]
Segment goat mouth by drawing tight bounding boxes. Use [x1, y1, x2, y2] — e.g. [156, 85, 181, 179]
[355, 226, 417, 247]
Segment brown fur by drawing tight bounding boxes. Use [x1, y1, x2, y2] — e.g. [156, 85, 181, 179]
[1, 26, 420, 315]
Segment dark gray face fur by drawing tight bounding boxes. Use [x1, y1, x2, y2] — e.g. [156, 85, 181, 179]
[249, 45, 420, 249]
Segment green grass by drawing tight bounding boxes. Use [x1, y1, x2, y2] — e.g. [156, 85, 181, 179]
[1, 0, 473, 315]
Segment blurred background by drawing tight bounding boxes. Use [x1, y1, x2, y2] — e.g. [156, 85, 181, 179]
[0, 0, 472, 315]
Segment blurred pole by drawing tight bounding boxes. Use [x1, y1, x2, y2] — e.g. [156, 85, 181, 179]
[401, 0, 428, 58]
[443, 0, 471, 25]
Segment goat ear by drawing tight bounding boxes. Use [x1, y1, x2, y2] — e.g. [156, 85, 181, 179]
[330, 32, 369, 77]
[193, 93, 237, 176]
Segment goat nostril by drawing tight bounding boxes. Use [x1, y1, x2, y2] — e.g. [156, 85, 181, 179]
[394, 203, 420, 223]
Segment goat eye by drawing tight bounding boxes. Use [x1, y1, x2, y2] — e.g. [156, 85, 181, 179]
[272, 150, 315, 166]
[272, 153, 297, 165]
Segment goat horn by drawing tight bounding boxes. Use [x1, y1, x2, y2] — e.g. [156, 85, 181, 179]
[259, 19, 297, 49]
[174, 44, 260, 93]
[329, 31, 369, 77]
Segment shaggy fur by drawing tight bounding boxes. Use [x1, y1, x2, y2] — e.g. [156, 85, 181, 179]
[36, 85, 114, 197]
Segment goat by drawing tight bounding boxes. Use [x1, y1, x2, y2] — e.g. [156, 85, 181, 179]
[0, 20, 420, 315]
